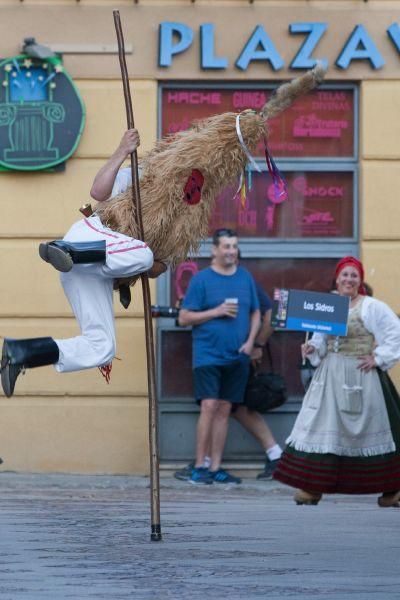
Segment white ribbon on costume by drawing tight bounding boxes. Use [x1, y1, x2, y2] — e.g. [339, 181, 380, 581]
[235, 113, 262, 174]
[234, 113, 261, 197]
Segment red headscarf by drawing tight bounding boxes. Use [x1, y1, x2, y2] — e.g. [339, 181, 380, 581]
[334, 256, 366, 295]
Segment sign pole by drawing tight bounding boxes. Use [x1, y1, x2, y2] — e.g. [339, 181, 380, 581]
[302, 331, 310, 366]
[113, 10, 162, 542]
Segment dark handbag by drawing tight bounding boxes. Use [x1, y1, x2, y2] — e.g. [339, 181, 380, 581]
[244, 344, 287, 413]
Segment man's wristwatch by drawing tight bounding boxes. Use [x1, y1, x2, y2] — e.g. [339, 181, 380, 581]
[254, 342, 264, 348]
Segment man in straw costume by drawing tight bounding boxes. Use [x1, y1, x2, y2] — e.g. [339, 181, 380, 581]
[1, 65, 325, 399]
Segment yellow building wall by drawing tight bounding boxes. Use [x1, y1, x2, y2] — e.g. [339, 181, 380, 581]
[1, 0, 400, 472]
[361, 81, 400, 385]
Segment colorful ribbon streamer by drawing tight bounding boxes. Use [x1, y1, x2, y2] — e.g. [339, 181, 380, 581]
[235, 113, 288, 208]
[264, 136, 288, 204]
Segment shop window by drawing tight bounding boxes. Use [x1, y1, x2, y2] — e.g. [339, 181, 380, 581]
[209, 170, 354, 239]
[161, 257, 338, 400]
[170, 257, 338, 307]
[160, 328, 306, 400]
[157, 82, 358, 404]
[161, 86, 355, 159]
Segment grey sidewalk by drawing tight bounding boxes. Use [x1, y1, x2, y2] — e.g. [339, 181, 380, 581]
[0, 472, 399, 600]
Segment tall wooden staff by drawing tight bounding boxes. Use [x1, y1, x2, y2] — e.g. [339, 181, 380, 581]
[113, 10, 162, 542]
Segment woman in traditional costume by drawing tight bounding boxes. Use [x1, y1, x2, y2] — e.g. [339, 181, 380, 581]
[274, 257, 400, 507]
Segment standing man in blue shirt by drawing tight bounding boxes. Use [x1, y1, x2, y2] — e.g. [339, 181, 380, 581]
[179, 229, 261, 484]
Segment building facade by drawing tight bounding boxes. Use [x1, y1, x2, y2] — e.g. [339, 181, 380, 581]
[0, 0, 399, 474]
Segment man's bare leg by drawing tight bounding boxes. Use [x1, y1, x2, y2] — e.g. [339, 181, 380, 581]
[194, 399, 219, 468]
[234, 405, 276, 450]
[209, 400, 232, 472]
[234, 405, 282, 479]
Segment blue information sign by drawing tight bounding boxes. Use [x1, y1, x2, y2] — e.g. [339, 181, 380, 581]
[271, 288, 350, 336]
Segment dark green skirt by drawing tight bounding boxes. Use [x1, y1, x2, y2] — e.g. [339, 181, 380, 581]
[274, 370, 400, 494]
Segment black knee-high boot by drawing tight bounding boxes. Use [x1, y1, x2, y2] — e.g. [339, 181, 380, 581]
[1, 338, 59, 398]
[39, 240, 106, 272]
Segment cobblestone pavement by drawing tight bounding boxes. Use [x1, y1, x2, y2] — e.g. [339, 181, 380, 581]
[0, 472, 399, 600]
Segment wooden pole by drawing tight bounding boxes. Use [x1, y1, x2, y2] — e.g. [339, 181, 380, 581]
[113, 10, 162, 542]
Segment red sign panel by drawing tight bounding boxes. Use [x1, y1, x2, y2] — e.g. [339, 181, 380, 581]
[208, 171, 354, 239]
[161, 87, 355, 158]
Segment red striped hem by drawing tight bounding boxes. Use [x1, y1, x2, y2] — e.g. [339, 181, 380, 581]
[106, 241, 128, 248]
[108, 244, 148, 255]
[277, 462, 400, 485]
[84, 218, 119, 239]
[83, 219, 148, 252]
[275, 467, 400, 493]
[283, 451, 400, 474]
[278, 455, 400, 478]
[275, 452, 400, 493]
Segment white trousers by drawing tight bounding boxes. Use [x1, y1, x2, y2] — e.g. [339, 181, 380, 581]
[54, 216, 153, 373]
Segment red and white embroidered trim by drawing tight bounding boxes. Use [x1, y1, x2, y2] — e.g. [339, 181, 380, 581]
[98, 363, 112, 384]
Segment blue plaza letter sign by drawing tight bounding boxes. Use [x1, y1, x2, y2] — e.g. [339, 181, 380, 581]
[158, 21, 400, 71]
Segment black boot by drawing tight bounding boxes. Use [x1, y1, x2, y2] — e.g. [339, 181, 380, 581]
[39, 240, 106, 272]
[1, 338, 59, 398]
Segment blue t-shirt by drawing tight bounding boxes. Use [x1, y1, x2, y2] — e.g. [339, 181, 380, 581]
[182, 266, 259, 368]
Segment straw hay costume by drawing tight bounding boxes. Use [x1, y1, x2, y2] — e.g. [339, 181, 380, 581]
[274, 294, 400, 505]
[1, 66, 325, 398]
[95, 65, 325, 266]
